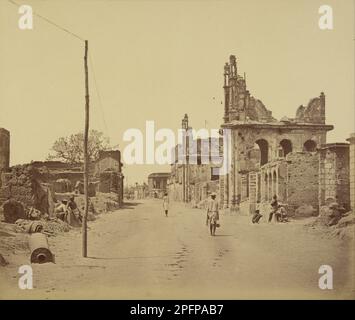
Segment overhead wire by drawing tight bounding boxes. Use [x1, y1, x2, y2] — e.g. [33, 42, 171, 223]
[8, 0, 111, 141]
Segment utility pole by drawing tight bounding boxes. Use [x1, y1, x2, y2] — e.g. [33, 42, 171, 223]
[82, 40, 89, 257]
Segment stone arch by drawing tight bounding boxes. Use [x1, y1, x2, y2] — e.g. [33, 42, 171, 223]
[255, 139, 269, 165]
[279, 139, 292, 157]
[303, 140, 317, 152]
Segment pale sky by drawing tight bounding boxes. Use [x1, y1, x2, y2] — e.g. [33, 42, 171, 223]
[0, 0, 354, 184]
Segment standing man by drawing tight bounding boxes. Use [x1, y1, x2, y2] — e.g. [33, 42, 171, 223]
[206, 192, 220, 236]
[67, 195, 82, 225]
[163, 192, 169, 217]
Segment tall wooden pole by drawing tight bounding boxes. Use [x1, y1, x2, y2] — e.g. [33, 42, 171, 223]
[82, 40, 89, 257]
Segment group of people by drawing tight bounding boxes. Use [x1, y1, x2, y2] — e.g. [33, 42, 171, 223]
[162, 191, 289, 238]
[252, 195, 289, 224]
[54, 195, 82, 226]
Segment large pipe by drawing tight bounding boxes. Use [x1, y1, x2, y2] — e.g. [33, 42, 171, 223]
[29, 233, 54, 264]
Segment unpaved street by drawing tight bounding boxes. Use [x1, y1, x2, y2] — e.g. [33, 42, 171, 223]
[1, 199, 354, 299]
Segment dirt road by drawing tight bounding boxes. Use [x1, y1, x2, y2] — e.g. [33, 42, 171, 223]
[1, 199, 354, 299]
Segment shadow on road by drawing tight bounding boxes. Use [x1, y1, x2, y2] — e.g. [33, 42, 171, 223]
[87, 255, 172, 260]
[121, 201, 142, 209]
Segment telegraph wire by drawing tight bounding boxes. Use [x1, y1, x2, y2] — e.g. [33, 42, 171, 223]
[7, 0, 85, 42]
[8, 0, 111, 142]
[89, 52, 110, 140]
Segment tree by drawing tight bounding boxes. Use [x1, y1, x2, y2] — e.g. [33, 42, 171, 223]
[47, 130, 110, 163]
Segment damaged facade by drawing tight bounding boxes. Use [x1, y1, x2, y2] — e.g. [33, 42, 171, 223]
[220, 55, 351, 217]
[169, 55, 352, 217]
[168, 120, 222, 207]
[94, 150, 124, 206]
[347, 133, 355, 211]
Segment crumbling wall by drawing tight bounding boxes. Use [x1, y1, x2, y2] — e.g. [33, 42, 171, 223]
[0, 165, 54, 217]
[94, 150, 121, 177]
[346, 134, 355, 211]
[99, 171, 123, 205]
[318, 144, 350, 211]
[295, 92, 325, 124]
[286, 152, 319, 216]
[99, 171, 118, 193]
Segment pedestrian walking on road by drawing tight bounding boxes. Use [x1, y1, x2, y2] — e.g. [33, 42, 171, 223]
[206, 192, 220, 236]
[163, 192, 169, 217]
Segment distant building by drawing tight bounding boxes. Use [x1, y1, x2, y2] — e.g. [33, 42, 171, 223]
[95, 150, 124, 206]
[125, 182, 149, 200]
[148, 173, 170, 198]
[94, 150, 122, 175]
[168, 127, 222, 207]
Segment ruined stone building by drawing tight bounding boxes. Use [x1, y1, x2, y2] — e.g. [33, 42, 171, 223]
[94, 150, 124, 206]
[220, 55, 352, 216]
[168, 56, 352, 217]
[347, 133, 355, 211]
[220, 56, 327, 215]
[168, 120, 222, 206]
[0, 133, 125, 217]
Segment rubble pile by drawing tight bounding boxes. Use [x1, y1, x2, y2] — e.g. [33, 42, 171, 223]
[313, 201, 345, 227]
[14, 217, 70, 235]
[0, 222, 29, 255]
[2, 199, 26, 223]
[295, 204, 316, 217]
[330, 213, 355, 241]
[75, 192, 120, 214]
[307, 198, 354, 241]
[0, 165, 52, 220]
[42, 218, 71, 235]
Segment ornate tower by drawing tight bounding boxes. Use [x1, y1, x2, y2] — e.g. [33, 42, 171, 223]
[223, 55, 249, 122]
[0, 128, 10, 174]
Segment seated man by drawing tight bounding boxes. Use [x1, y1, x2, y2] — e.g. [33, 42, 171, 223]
[268, 195, 278, 223]
[275, 204, 288, 222]
[54, 200, 68, 221]
[252, 209, 263, 224]
[252, 201, 263, 224]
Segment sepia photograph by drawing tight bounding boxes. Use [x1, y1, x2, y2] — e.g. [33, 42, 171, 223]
[0, 0, 354, 303]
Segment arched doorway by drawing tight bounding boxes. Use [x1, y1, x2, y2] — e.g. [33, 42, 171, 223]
[303, 140, 317, 152]
[255, 139, 269, 165]
[279, 139, 292, 157]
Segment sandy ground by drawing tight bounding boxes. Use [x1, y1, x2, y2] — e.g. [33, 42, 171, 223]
[0, 199, 354, 299]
